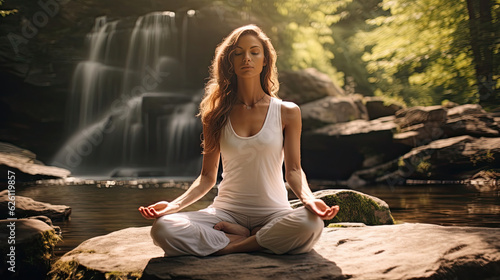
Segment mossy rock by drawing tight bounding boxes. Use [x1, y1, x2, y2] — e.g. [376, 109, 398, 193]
[290, 189, 395, 226]
[0, 218, 61, 280]
[48, 226, 163, 280]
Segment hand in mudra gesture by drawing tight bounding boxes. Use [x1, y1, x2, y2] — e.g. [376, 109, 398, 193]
[304, 199, 339, 220]
[138, 201, 179, 219]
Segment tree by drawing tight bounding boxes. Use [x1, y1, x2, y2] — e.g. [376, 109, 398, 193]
[356, 0, 487, 106]
[466, 0, 499, 109]
[328, 0, 385, 96]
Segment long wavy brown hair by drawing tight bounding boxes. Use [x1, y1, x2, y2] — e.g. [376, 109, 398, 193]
[198, 24, 280, 154]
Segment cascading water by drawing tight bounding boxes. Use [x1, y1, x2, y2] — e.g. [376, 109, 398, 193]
[52, 11, 203, 178]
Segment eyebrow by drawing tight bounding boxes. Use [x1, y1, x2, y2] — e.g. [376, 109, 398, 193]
[235, 45, 261, 49]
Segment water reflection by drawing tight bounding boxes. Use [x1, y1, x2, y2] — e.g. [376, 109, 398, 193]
[345, 184, 500, 227]
[18, 182, 500, 258]
[19, 183, 216, 257]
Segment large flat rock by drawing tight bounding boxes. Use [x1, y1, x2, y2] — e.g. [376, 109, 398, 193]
[49, 223, 500, 280]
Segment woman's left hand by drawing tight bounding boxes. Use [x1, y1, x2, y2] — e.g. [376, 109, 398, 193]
[304, 199, 340, 220]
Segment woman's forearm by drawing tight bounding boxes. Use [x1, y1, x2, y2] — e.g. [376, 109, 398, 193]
[171, 175, 216, 211]
[285, 169, 316, 203]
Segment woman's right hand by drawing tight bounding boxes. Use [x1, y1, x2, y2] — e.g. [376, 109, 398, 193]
[138, 201, 179, 219]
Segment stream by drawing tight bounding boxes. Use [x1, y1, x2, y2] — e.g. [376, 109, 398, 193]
[18, 180, 500, 258]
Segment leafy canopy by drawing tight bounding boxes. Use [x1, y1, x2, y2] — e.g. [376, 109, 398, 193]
[356, 0, 478, 106]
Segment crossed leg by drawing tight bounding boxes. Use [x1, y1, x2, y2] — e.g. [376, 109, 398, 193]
[214, 221, 250, 237]
[213, 221, 259, 255]
[214, 207, 326, 256]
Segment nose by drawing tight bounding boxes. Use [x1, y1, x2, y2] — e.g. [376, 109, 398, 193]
[243, 52, 251, 62]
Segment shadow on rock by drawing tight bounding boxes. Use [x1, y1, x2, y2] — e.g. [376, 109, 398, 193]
[141, 250, 346, 280]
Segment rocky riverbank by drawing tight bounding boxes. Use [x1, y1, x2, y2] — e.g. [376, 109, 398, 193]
[292, 81, 500, 186]
[0, 191, 69, 279]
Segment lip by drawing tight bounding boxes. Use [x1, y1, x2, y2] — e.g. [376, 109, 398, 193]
[241, 65, 253, 69]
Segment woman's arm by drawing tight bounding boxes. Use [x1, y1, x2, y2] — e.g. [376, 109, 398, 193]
[282, 102, 339, 220]
[139, 127, 220, 219]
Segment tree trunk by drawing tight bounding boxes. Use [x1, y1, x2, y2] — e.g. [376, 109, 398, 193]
[465, 0, 497, 108]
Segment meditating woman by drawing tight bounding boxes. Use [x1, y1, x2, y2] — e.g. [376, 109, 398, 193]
[138, 24, 339, 256]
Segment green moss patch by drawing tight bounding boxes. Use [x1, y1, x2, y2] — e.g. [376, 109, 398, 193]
[2, 228, 61, 280]
[320, 191, 394, 226]
[291, 189, 395, 227]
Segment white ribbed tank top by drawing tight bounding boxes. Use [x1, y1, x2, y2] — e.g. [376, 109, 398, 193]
[212, 97, 292, 215]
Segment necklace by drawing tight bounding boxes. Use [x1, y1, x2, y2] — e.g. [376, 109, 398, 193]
[239, 94, 266, 110]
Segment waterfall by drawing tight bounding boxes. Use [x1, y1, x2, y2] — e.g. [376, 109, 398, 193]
[53, 11, 203, 178]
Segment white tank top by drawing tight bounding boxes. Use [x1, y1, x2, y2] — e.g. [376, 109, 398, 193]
[212, 97, 292, 215]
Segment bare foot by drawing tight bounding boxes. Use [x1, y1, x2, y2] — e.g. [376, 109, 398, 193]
[213, 235, 262, 255]
[214, 221, 250, 237]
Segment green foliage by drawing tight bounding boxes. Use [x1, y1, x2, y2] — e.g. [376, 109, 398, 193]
[329, 0, 385, 96]
[416, 160, 431, 175]
[470, 149, 496, 166]
[5, 0, 492, 107]
[356, 0, 479, 106]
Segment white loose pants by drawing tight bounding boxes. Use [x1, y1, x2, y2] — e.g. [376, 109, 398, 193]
[150, 206, 324, 257]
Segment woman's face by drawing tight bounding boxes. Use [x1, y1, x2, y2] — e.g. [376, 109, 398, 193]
[232, 34, 266, 79]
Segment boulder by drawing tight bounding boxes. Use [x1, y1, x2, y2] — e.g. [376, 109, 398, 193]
[310, 116, 397, 137]
[289, 189, 394, 226]
[395, 105, 448, 129]
[466, 170, 500, 192]
[48, 223, 500, 280]
[364, 96, 403, 120]
[443, 115, 500, 138]
[354, 136, 500, 185]
[398, 135, 500, 180]
[0, 218, 61, 280]
[0, 142, 71, 181]
[278, 68, 345, 105]
[393, 104, 499, 147]
[300, 95, 369, 130]
[447, 104, 488, 118]
[394, 121, 448, 147]
[347, 135, 500, 186]
[301, 116, 409, 180]
[0, 190, 71, 221]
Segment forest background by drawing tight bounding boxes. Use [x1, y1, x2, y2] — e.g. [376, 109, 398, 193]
[228, 0, 500, 110]
[218, 0, 499, 110]
[0, 0, 500, 110]
[1, 0, 499, 109]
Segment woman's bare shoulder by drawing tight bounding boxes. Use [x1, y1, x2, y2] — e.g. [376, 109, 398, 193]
[280, 100, 301, 125]
[281, 100, 300, 113]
